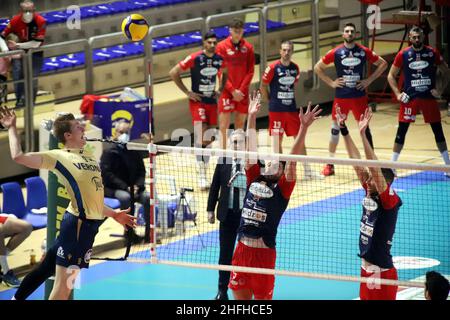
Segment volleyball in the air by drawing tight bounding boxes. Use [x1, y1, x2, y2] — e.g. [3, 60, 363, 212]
[121, 14, 149, 41]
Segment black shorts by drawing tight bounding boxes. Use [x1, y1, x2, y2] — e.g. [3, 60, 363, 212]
[54, 212, 103, 269]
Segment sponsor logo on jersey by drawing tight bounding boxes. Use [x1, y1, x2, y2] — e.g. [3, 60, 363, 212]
[91, 176, 103, 191]
[84, 249, 93, 264]
[200, 67, 218, 77]
[226, 49, 235, 56]
[57, 246, 65, 259]
[360, 222, 374, 237]
[278, 76, 295, 86]
[242, 207, 267, 223]
[362, 197, 378, 211]
[249, 182, 274, 199]
[408, 60, 429, 70]
[341, 57, 361, 67]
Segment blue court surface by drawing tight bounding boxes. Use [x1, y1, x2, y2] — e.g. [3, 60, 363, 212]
[1, 171, 448, 300]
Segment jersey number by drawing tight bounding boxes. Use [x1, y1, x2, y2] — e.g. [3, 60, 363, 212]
[272, 121, 282, 129]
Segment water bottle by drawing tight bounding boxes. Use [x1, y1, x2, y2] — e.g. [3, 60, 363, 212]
[134, 203, 144, 226]
[41, 238, 47, 261]
[30, 249, 36, 265]
[174, 207, 183, 236]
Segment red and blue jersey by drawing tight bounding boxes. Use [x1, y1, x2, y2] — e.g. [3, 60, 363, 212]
[237, 164, 296, 249]
[322, 43, 379, 99]
[1, 13, 46, 44]
[179, 50, 225, 104]
[393, 45, 443, 100]
[359, 184, 402, 269]
[262, 60, 300, 112]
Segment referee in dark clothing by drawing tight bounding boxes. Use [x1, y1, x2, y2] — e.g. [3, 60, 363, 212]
[207, 129, 246, 300]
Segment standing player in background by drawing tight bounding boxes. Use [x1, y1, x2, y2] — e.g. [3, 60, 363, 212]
[337, 106, 402, 300]
[170, 31, 226, 190]
[261, 40, 321, 180]
[0, 107, 136, 300]
[0, 0, 46, 108]
[314, 22, 387, 177]
[229, 92, 321, 300]
[216, 18, 255, 149]
[387, 26, 450, 174]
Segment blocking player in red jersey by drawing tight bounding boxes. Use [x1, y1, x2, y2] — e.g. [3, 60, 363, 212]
[228, 91, 321, 300]
[314, 22, 387, 176]
[0, 0, 46, 108]
[216, 18, 255, 149]
[337, 106, 402, 300]
[261, 40, 321, 180]
[170, 31, 226, 190]
[387, 26, 450, 175]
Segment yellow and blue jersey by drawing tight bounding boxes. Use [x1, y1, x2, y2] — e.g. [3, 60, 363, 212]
[32, 148, 104, 220]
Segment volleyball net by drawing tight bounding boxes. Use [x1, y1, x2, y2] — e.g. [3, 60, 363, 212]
[126, 142, 450, 288]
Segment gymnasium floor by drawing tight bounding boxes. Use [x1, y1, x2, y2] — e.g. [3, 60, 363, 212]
[1, 103, 449, 300]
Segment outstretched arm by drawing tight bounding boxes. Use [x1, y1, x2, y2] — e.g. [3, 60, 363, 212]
[285, 103, 322, 181]
[336, 105, 368, 185]
[245, 91, 261, 170]
[0, 106, 43, 169]
[359, 109, 387, 194]
[103, 206, 137, 229]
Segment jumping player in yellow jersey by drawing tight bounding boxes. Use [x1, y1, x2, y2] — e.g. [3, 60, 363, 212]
[0, 106, 136, 300]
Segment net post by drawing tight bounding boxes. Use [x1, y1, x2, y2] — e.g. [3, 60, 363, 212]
[148, 142, 157, 260]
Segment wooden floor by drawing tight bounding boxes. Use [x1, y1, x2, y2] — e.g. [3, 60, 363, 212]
[1, 39, 449, 289]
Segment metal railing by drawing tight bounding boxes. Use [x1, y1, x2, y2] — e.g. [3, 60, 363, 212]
[144, 17, 206, 100]
[9, 3, 322, 152]
[262, 0, 320, 89]
[205, 7, 265, 82]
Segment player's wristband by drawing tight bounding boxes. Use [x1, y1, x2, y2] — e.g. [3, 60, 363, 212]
[340, 124, 349, 136]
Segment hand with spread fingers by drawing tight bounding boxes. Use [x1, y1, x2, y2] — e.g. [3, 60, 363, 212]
[335, 104, 348, 128]
[248, 90, 261, 116]
[113, 208, 138, 229]
[0, 106, 17, 129]
[358, 108, 373, 135]
[299, 101, 322, 128]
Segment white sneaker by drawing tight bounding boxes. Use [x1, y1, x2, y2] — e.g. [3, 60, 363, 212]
[197, 162, 210, 190]
[303, 170, 325, 181]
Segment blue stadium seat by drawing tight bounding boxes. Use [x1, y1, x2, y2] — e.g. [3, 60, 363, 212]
[0, 182, 47, 229]
[24, 176, 47, 213]
[104, 197, 121, 209]
[35, 19, 286, 74]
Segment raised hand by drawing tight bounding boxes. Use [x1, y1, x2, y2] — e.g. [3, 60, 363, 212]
[335, 104, 347, 127]
[0, 106, 17, 129]
[299, 101, 322, 128]
[358, 108, 372, 134]
[248, 90, 261, 116]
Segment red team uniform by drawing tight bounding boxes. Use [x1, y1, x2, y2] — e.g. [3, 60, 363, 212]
[178, 50, 225, 125]
[321, 44, 380, 120]
[359, 184, 402, 300]
[392, 45, 443, 123]
[216, 36, 255, 114]
[262, 60, 301, 136]
[228, 164, 295, 299]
